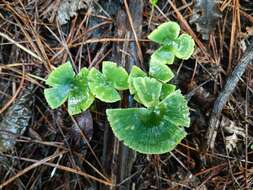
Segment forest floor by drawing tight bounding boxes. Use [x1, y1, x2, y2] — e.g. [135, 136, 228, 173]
[0, 0, 253, 189]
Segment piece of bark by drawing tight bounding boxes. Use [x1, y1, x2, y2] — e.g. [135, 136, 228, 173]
[113, 1, 143, 189]
[0, 87, 33, 152]
[100, 1, 144, 189]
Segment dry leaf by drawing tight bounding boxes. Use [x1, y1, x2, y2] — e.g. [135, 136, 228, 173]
[57, 0, 90, 25]
[68, 111, 93, 154]
[190, 0, 222, 40]
[225, 133, 238, 152]
[41, 0, 93, 25]
[221, 116, 245, 152]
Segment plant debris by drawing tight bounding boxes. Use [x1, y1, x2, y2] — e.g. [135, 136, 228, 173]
[190, 0, 222, 40]
[221, 116, 245, 152]
[41, 0, 93, 25]
[0, 88, 33, 152]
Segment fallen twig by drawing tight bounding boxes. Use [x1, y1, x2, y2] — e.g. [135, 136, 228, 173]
[206, 41, 253, 150]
